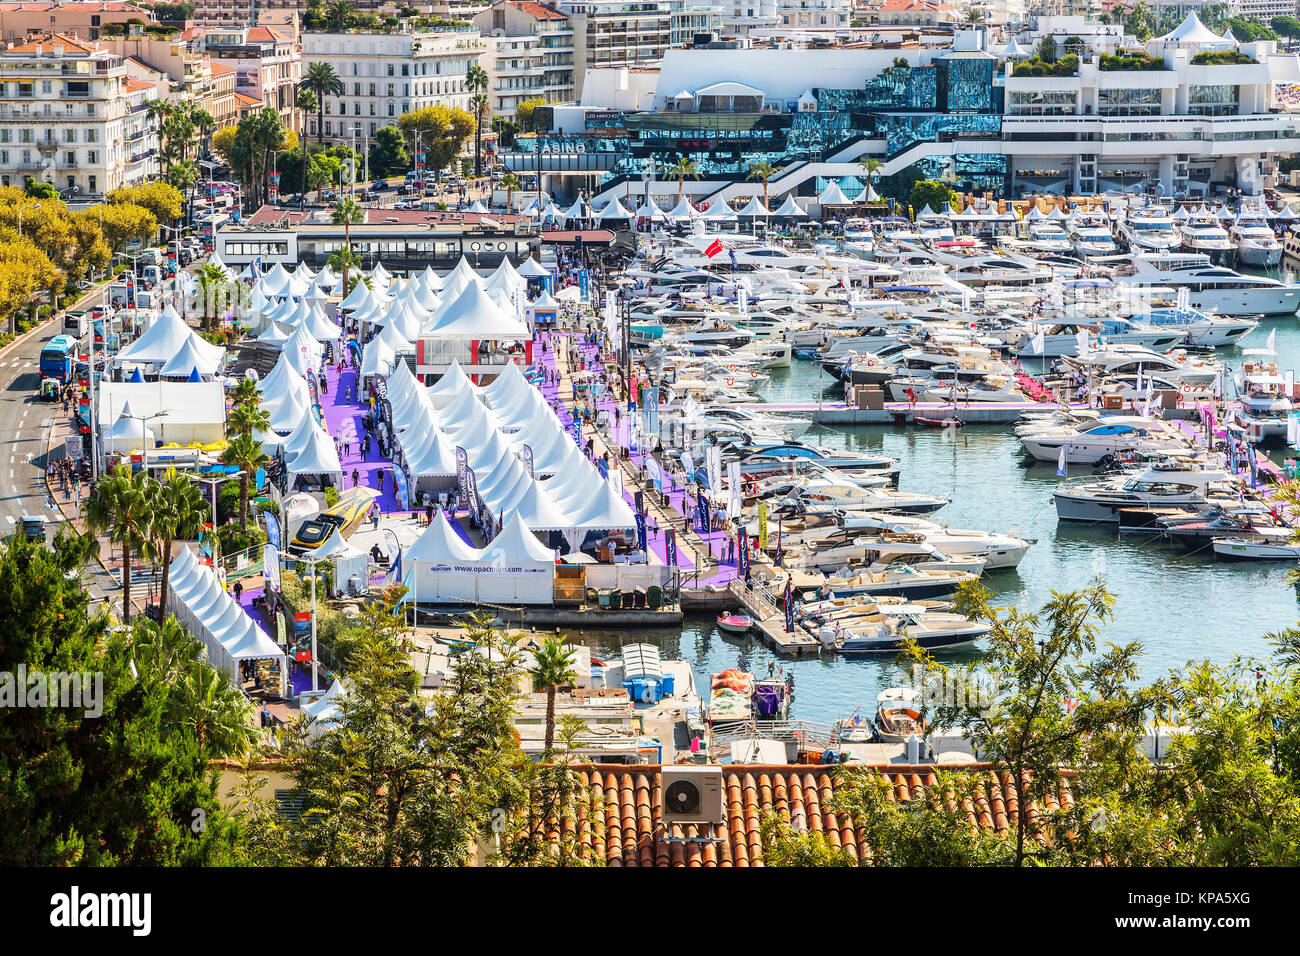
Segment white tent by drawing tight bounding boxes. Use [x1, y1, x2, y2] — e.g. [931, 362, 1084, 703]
[426, 359, 475, 407]
[635, 196, 667, 222]
[595, 197, 633, 221]
[818, 181, 853, 205]
[737, 195, 770, 218]
[301, 679, 347, 737]
[101, 401, 154, 455]
[339, 278, 375, 312]
[360, 336, 395, 379]
[477, 512, 556, 603]
[285, 424, 343, 485]
[466, 199, 489, 214]
[517, 257, 551, 278]
[424, 280, 530, 340]
[158, 334, 222, 378]
[665, 197, 698, 221]
[256, 319, 292, 346]
[117, 306, 225, 370]
[561, 197, 589, 221]
[775, 194, 808, 217]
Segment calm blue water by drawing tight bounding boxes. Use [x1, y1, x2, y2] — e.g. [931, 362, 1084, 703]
[565, 270, 1300, 724]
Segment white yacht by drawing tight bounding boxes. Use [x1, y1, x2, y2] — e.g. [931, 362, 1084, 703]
[1115, 253, 1300, 316]
[1024, 219, 1074, 255]
[1229, 217, 1283, 269]
[1057, 344, 1223, 388]
[1014, 319, 1184, 358]
[1054, 462, 1238, 523]
[1179, 215, 1235, 265]
[842, 218, 876, 260]
[1020, 415, 1192, 464]
[1233, 349, 1293, 443]
[1118, 208, 1181, 252]
[1069, 218, 1121, 258]
[1140, 306, 1257, 348]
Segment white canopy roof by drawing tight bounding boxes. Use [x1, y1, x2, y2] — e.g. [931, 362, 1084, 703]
[737, 195, 770, 217]
[517, 257, 551, 278]
[665, 197, 698, 221]
[424, 280, 529, 340]
[158, 334, 222, 377]
[117, 306, 225, 370]
[1153, 12, 1233, 46]
[407, 509, 483, 563]
[775, 194, 808, 217]
[483, 511, 555, 563]
[595, 197, 633, 221]
[818, 181, 853, 205]
[285, 424, 343, 479]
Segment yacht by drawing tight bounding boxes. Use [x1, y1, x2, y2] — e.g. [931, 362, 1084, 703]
[1118, 208, 1181, 252]
[1115, 253, 1300, 316]
[841, 218, 876, 260]
[1057, 344, 1223, 388]
[1179, 215, 1235, 265]
[1053, 462, 1238, 523]
[1014, 319, 1184, 358]
[816, 606, 990, 654]
[1140, 306, 1257, 348]
[1069, 218, 1122, 258]
[1233, 349, 1293, 444]
[840, 514, 1034, 570]
[684, 403, 813, 439]
[1020, 415, 1192, 464]
[1230, 217, 1283, 268]
[1024, 219, 1074, 255]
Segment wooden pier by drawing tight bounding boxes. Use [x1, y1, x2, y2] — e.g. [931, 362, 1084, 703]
[727, 580, 821, 657]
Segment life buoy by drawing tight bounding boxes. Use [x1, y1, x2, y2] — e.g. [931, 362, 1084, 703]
[1182, 383, 1192, 393]
[867, 359, 875, 367]
[727, 378, 734, 386]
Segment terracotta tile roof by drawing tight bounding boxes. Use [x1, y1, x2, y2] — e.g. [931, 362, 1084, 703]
[508, 1, 568, 21]
[247, 26, 291, 43]
[5, 32, 100, 55]
[233, 91, 261, 108]
[122, 78, 155, 91]
[559, 764, 1074, 867]
[209, 61, 235, 75]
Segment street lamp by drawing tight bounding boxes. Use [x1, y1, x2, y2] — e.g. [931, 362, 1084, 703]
[122, 408, 169, 475]
[191, 469, 243, 539]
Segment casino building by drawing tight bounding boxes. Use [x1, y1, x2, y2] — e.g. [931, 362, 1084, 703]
[498, 14, 1300, 207]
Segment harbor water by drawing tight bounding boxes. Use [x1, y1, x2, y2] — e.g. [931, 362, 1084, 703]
[567, 284, 1300, 725]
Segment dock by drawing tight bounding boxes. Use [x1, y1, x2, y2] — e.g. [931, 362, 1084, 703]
[747, 400, 1202, 425]
[727, 579, 821, 656]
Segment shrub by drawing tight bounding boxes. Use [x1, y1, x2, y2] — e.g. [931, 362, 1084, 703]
[1098, 50, 1168, 71]
[1190, 50, 1257, 65]
[1012, 54, 1079, 77]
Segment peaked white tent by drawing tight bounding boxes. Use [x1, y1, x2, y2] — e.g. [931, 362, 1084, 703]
[737, 195, 770, 218]
[285, 424, 343, 486]
[425, 280, 530, 340]
[665, 197, 698, 221]
[102, 401, 154, 454]
[818, 181, 853, 205]
[158, 334, 222, 378]
[117, 306, 225, 371]
[775, 194, 808, 217]
[517, 257, 550, 279]
[595, 197, 633, 221]
[303, 529, 370, 595]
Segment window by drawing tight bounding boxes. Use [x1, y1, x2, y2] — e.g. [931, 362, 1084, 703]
[41, 80, 52, 94]
[87, 150, 96, 164]
[387, 64, 394, 76]
[86, 129, 96, 143]
[65, 151, 75, 166]
[1188, 84, 1238, 117]
[64, 128, 75, 143]
[88, 175, 95, 192]
[1097, 87, 1161, 117]
[1009, 90, 1077, 116]
[369, 82, 376, 96]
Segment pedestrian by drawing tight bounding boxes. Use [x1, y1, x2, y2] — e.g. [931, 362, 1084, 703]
[233, 579, 244, 603]
[352, 468, 359, 487]
[377, 469, 385, 493]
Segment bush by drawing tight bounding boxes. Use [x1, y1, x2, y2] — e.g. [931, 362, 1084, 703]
[324, 486, 340, 508]
[1012, 54, 1079, 77]
[1190, 50, 1257, 65]
[215, 522, 266, 557]
[1098, 50, 1167, 71]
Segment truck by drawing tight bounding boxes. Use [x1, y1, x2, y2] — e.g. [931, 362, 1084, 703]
[61, 309, 88, 337]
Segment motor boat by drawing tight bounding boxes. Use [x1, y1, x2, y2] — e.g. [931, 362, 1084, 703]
[1159, 505, 1292, 551]
[1233, 350, 1293, 444]
[1056, 345, 1223, 387]
[1070, 218, 1122, 258]
[715, 613, 754, 635]
[841, 217, 876, 260]
[1179, 215, 1235, 265]
[1118, 208, 1181, 252]
[1020, 415, 1191, 464]
[1115, 253, 1300, 316]
[818, 562, 978, 600]
[845, 514, 1034, 570]
[1230, 217, 1283, 269]
[1053, 461, 1238, 523]
[1212, 537, 1300, 561]
[818, 609, 989, 654]
[874, 688, 928, 740]
[1015, 319, 1184, 358]
[1024, 219, 1074, 255]
[1140, 306, 1257, 348]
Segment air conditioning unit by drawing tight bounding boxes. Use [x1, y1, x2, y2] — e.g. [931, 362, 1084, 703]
[660, 766, 724, 825]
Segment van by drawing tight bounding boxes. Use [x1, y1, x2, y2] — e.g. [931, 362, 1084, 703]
[138, 248, 161, 268]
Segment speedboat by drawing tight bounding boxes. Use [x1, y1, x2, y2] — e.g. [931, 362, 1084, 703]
[1141, 306, 1257, 348]
[715, 613, 754, 635]
[1070, 218, 1121, 258]
[1233, 350, 1293, 444]
[1212, 537, 1300, 561]
[1053, 461, 1238, 523]
[842, 218, 876, 260]
[819, 609, 989, 654]
[874, 687, 928, 741]
[1118, 208, 1181, 252]
[1020, 415, 1190, 464]
[819, 562, 978, 600]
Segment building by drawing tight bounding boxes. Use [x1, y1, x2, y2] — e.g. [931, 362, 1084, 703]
[0, 1, 153, 42]
[473, 1, 576, 115]
[207, 60, 240, 131]
[554, 0, 672, 99]
[868, 0, 962, 27]
[502, 13, 1300, 203]
[300, 28, 489, 144]
[776, 0, 853, 29]
[199, 25, 302, 133]
[189, 0, 386, 28]
[0, 34, 150, 198]
[665, 0, 721, 45]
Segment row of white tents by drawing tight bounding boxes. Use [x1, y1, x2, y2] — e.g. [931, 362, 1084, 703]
[386, 357, 636, 547]
[166, 545, 287, 693]
[531, 180, 883, 224]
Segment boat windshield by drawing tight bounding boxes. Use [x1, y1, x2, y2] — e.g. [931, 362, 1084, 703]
[1121, 479, 1198, 494]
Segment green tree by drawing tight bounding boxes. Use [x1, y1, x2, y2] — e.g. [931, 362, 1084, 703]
[300, 61, 344, 145]
[746, 160, 784, 210]
[22, 176, 57, 199]
[220, 433, 269, 531]
[499, 172, 522, 212]
[0, 531, 239, 865]
[330, 195, 365, 291]
[85, 463, 158, 622]
[1272, 15, 1300, 40]
[660, 156, 700, 202]
[513, 96, 547, 133]
[907, 179, 958, 217]
[531, 635, 578, 752]
[465, 63, 490, 177]
[369, 125, 409, 176]
[152, 466, 207, 612]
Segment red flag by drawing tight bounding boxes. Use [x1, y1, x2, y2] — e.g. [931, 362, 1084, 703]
[704, 239, 723, 259]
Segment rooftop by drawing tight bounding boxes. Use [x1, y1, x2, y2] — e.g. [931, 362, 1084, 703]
[555, 763, 1074, 867]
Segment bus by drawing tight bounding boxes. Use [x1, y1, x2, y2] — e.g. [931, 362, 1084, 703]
[39, 334, 78, 385]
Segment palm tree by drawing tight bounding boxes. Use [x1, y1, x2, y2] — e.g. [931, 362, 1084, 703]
[746, 160, 783, 210]
[145, 99, 173, 180]
[532, 636, 578, 752]
[152, 467, 207, 614]
[220, 434, 269, 531]
[301, 62, 344, 146]
[231, 375, 261, 411]
[858, 157, 884, 200]
[194, 262, 229, 332]
[331, 196, 365, 292]
[500, 172, 521, 212]
[294, 88, 319, 202]
[661, 157, 701, 203]
[227, 400, 269, 441]
[174, 659, 259, 756]
[85, 464, 158, 622]
[465, 64, 490, 176]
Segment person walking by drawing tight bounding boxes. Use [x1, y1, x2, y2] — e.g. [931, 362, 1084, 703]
[352, 468, 360, 487]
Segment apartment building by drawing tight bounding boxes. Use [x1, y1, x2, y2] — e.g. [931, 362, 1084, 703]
[300, 28, 489, 144]
[0, 1, 153, 42]
[665, 0, 721, 45]
[0, 34, 149, 198]
[199, 25, 302, 133]
[473, 1, 576, 116]
[554, 1, 671, 99]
